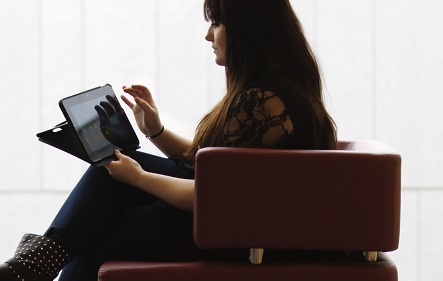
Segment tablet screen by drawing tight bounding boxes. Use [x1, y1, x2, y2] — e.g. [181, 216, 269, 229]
[59, 84, 139, 162]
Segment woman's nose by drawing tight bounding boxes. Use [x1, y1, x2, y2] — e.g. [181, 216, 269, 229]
[205, 26, 214, 42]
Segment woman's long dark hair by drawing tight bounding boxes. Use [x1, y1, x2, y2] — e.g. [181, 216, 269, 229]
[184, 0, 336, 161]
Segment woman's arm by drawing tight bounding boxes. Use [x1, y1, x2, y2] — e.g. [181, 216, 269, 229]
[104, 150, 194, 212]
[147, 127, 192, 158]
[135, 170, 194, 212]
[221, 88, 294, 147]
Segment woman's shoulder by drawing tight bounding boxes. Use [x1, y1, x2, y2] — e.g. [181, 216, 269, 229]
[234, 87, 288, 115]
[223, 87, 294, 148]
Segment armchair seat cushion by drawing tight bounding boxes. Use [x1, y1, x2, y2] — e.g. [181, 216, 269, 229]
[98, 252, 397, 281]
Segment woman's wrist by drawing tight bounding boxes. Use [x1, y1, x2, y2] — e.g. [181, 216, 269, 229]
[146, 125, 165, 139]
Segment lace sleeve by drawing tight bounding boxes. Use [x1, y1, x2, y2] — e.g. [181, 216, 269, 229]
[221, 88, 294, 148]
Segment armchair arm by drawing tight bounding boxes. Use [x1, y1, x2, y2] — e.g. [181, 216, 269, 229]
[193, 141, 401, 252]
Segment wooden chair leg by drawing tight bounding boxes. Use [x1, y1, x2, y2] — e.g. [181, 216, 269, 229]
[363, 251, 378, 262]
[249, 248, 264, 265]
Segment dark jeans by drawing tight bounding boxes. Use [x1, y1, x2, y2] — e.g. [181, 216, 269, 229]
[44, 151, 197, 281]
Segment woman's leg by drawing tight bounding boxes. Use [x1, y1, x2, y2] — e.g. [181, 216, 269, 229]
[1, 151, 190, 281]
[44, 151, 181, 257]
[56, 152, 197, 281]
[58, 201, 196, 281]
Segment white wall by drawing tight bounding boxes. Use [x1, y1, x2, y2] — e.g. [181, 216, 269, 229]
[0, 0, 442, 280]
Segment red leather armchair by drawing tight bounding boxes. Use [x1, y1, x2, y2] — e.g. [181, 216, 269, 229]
[98, 140, 401, 281]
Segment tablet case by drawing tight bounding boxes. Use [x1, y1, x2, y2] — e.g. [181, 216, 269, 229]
[37, 121, 129, 166]
[37, 84, 141, 166]
[37, 121, 96, 165]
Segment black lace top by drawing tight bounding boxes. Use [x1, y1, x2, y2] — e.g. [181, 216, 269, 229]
[219, 88, 294, 148]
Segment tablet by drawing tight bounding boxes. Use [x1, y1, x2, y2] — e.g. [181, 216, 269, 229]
[59, 84, 140, 163]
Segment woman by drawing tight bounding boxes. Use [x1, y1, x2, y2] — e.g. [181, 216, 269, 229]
[0, 0, 336, 280]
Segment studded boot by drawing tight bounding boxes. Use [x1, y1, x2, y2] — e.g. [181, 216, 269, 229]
[0, 233, 70, 281]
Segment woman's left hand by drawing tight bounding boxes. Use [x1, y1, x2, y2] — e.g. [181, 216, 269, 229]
[104, 150, 144, 186]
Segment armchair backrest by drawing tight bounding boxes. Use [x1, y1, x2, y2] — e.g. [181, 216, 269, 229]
[194, 140, 401, 252]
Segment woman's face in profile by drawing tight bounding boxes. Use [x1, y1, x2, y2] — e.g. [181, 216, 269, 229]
[205, 23, 226, 66]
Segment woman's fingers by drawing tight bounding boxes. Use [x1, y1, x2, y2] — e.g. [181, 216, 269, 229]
[120, 94, 136, 109]
[130, 84, 149, 92]
[134, 96, 154, 114]
[123, 85, 155, 104]
[114, 149, 123, 159]
[122, 86, 142, 98]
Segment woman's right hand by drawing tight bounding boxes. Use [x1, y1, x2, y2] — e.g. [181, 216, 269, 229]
[121, 84, 163, 137]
